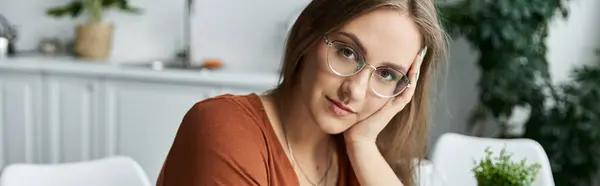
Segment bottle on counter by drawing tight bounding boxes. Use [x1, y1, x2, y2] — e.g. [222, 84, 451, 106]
[0, 37, 8, 60]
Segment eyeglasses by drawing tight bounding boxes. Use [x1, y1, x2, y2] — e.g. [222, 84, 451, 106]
[323, 36, 411, 98]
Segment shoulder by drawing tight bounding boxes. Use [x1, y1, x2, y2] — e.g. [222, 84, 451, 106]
[184, 93, 267, 125]
[181, 93, 268, 137]
[158, 94, 273, 185]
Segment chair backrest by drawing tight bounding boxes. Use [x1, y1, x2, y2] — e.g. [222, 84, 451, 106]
[430, 133, 555, 186]
[0, 156, 152, 186]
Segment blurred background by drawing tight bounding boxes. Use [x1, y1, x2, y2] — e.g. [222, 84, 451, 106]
[0, 0, 598, 186]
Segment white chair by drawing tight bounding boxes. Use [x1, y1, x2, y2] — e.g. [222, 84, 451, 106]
[414, 159, 435, 186]
[0, 156, 152, 186]
[429, 133, 555, 186]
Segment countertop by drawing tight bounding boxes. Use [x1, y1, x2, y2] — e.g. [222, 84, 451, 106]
[0, 55, 280, 89]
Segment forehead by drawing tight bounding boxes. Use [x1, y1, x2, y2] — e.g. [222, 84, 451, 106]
[334, 9, 423, 69]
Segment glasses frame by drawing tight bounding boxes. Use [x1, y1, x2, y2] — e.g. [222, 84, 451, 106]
[323, 36, 411, 98]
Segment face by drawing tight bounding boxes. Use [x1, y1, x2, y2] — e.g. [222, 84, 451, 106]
[297, 8, 424, 134]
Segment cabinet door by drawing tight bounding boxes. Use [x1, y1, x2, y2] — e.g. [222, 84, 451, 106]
[44, 75, 102, 164]
[105, 79, 265, 182]
[104, 80, 214, 182]
[0, 71, 43, 169]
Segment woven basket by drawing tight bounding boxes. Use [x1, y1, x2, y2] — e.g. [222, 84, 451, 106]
[75, 22, 114, 60]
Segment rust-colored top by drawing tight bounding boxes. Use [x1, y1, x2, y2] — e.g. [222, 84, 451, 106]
[156, 94, 359, 186]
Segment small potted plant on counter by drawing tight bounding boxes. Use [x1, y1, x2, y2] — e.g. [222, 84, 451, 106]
[46, 0, 142, 60]
[472, 147, 542, 186]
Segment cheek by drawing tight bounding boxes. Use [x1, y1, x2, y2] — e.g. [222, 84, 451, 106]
[361, 99, 389, 119]
[314, 46, 340, 86]
[301, 47, 340, 92]
[295, 52, 329, 102]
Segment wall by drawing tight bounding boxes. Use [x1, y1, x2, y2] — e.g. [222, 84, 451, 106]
[547, 0, 600, 82]
[191, 0, 310, 73]
[0, 0, 309, 73]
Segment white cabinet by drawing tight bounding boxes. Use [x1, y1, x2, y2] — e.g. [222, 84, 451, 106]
[44, 75, 103, 164]
[103, 79, 260, 181]
[105, 80, 212, 180]
[0, 59, 278, 183]
[101, 79, 260, 181]
[0, 71, 43, 168]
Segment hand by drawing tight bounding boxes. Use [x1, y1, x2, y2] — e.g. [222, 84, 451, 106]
[344, 47, 427, 144]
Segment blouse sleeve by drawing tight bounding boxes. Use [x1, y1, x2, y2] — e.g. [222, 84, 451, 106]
[157, 97, 269, 186]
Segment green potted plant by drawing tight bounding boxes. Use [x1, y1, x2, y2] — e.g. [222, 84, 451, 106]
[438, 0, 572, 138]
[439, 1, 600, 185]
[524, 64, 600, 186]
[472, 147, 542, 186]
[46, 0, 142, 60]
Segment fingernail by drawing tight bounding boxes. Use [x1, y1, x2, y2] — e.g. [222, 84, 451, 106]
[415, 71, 420, 82]
[419, 46, 428, 64]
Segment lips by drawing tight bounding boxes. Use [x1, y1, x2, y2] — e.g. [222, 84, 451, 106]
[326, 96, 355, 114]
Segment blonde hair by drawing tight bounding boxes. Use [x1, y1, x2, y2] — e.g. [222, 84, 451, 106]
[270, 0, 448, 185]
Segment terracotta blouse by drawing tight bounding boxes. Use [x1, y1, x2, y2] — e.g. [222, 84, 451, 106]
[156, 93, 359, 186]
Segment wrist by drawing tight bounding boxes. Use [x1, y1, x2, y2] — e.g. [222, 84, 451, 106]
[344, 137, 378, 152]
[344, 135, 377, 146]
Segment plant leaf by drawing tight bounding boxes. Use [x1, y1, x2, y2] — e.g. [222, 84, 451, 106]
[46, 1, 83, 18]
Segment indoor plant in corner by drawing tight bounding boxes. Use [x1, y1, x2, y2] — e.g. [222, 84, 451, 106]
[472, 147, 542, 186]
[46, 0, 142, 60]
[439, 0, 600, 184]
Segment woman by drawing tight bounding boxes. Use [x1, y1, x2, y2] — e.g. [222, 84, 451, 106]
[157, 0, 447, 185]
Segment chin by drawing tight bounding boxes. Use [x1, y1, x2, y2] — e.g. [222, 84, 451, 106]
[310, 97, 356, 135]
[316, 117, 351, 134]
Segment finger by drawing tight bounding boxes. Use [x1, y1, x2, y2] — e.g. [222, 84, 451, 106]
[392, 46, 428, 108]
[412, 46, 428, 83]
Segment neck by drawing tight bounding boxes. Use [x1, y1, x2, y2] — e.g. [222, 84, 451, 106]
[275, 91, 331, 155]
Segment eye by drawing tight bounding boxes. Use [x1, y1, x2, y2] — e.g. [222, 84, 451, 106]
[337, 46, 356, 61]
[376, 69, 398, 81]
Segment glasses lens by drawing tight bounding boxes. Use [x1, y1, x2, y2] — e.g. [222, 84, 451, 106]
[370, 67, 409, 97]
[327, 41, 363, 76]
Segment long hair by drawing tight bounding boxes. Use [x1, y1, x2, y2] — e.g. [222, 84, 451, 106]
[270, 0, 448, 185]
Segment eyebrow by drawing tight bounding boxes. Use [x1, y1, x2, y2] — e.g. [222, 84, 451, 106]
[337, 31, 368, 56]
[379, 62, 408, 74]
[334, 31, 408, 74]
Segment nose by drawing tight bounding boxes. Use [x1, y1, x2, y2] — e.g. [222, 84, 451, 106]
[339, 64, 375, 103]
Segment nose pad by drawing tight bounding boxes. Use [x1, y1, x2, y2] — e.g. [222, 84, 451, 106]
[339, 65, 375, 102]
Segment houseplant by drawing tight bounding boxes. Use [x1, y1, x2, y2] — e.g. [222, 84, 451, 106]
[439, 0, 572, 138]
[523, 64, 600, 186]
[439, 0, 600, 185]
[472, 147, 542, 186]
[46, 0, 142, 60]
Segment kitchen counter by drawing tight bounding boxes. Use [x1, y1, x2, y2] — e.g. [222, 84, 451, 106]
[0, 55, 280, 89]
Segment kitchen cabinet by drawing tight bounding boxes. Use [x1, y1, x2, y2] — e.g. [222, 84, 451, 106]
[103, 79, 255, 180]
[0, 57, 279, 182]
[44, 74, 103, 164]
[0, 71, 43, 168]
